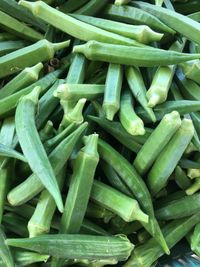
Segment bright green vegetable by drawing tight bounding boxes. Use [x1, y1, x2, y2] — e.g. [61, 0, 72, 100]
[119, 90, 145, 136]
[0, 227, 14, 267]
[134, 111, 181, 175]
[191, 222, 200, 250]
[15, 86, 63, 212]
[186, 178, 200, 195]
[174, 166, 191, 190]
[179, 60, 200, 84]
[115, 0, 131, 5]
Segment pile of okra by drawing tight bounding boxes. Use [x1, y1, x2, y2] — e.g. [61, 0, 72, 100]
[2, 0, 200, 266]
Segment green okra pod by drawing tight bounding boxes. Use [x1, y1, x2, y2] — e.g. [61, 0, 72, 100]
[0, 40, 29, 57]
[102, 63, 122, 120]
[59, 0, 89, 13]
[15, 86, 63, 212]
[86, 202, 114, 223]
[3, 213, 29, 237]
[176, 73, 200, 100]
[174, 166, 191, 190]
[66, 53, 87, 83]
[119, 90, 145, 136]
[147, 119, 194, 196]
[75, 0, 109, 16]
[186, 178, 200, 195]
[0, 39, 70, 78]
[73, 41, 200, 67]
[134, 111, 181, 175]
[13, 251, 49, 266]
[125, 66, 156, 122]
[179, 60, 200, 85]
[72, 14, 163, 44]
[80, 218, 109, 236]
[20, 0, 144, 47]
[0, 144, 26, 162]
[0, 227, 14, 267]
[191, 222, 200, 250]
[0, 63, 43, 100]
[0, 32, 17, 42]
[6, 235, 134, 262]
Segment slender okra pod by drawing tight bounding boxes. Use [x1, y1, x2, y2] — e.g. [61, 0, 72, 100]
[147, 119, 194, 196]
[191, 223, 200, 250]
[0, 39, 70, 78]
[6, 235, 134, 262]
[0, 10, 43, 42]
[19, 0, 144, 47]
[75, 0, 109, 16]
[174, 166, 191, 190]
[0, 63, 43, 100]
[125, 66, 155, 122]
[123, 213, 200, 267]
[39, 121, 54, 143]
[155, 193, 200, 220]
[15, 86, 63, 212]
[0, 227, 14, 267]
[179, 60, 200, 85]
[13, 251, 49, 266]
[73, 41, 200, 67]
[72, 14, 163, 44]
[134, 111, 181, 175]
[103, 63, 123, 120]
[7, 123, 88, 206]
[133, 1, 200, 45]
[98, 138, 169, 254]
[186, 178, 200, 195]
[0, 40, 29, 57]
[119, 90, 145, 136]
[102, 4, 174, 34]
[91, 180, 148, 223]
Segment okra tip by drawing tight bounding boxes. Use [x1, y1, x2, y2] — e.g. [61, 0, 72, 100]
[129, 121, 146, 136]
[52, 40, 71, 52]
[53, 84, 68, 99]
[132, 208, 149, 224]
[28, 221, 48, 238]
[23, 86, 42, 104]
[82, 133, 99, 157]
[18, 0, 38, 14]
[147, 93, 160, 108]
[141, 27, 164, 44]
[103, 104, 118, 121]
[25, 62, 43, 80]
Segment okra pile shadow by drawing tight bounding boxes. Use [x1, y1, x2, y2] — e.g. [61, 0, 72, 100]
[1, 0, 200, 266]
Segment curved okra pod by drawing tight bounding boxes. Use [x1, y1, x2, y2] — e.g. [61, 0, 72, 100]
[179, 60, 200, 85]
[71, 14, 163, 44]
[73, 41, 200, 67]
[102, 4, 174, 34]
[134, 111, 181, 176]
[15, 86, 63, 212]
[7, 123, 88, 206]
[6, 235, 134, 262]
[0, 63, 43, 100]
[174, 166, 191, 190]
[98, 138, 169, 254]
[125, 66, 155, 122]
[0, 10, 43, 42]
[103, 63, 123, 120]
[155, 193, 200, 220]
[133, 1, 200, 45]
[186, 178, 200, 195]
[119, 90, 145, 136]
[0, 39, 70, 78]
[0, 227, 14, 267]
[123, 213, 200, 267]
[75, 0, 109, 16]
[147, 119, 194, 196]
[91, 180, 148, 223]
[19, 0, 144, 47]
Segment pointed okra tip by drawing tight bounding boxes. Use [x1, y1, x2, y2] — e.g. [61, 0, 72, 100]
[23, 86, 42, 104]
[53, 84, 69, 99]
[82, 133, 99, 156]
[25, 62, 43, 80]
[18, 0, 39, 15]
[52, 40, 71, 52]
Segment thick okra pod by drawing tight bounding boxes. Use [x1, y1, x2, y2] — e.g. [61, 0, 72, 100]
[125, 66, 155, 122]
[119, 90, 145, 136]
[66, 53, 87, 83]
[91, 180, 148, 223]
[15, 86, 63, 212]
[103, 63, 123, 120]
[6, 235, 134, 262]
[72, 14, 163, 44]
[147, 119, 194, 195]
[134, 111, 181, 175]
[0, 227, 14, 267]
[98, 138, 169, 254]
[20, 0, 144, 47]
[0, 39, 70, 78]
[0, 63, 43, 100]
[73, 41, 200, 67]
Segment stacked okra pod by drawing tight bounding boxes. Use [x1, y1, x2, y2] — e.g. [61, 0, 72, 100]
[1, 0, 200, 266]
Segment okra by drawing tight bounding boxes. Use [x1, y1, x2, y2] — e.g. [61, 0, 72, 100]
[186, 178, 200, 195]
[73, 41, 200, 67]
[147, 119, 194, 195]
[0, 227, 14, 267]
[0, 32, 17, 42]
[0, 144, 26, 162]
[102, 4, 175, 34]
[72, 14, 163, 44]
[20, 0, 144, 47]
[3, 213, 29, 237]
[125, 66, 156, 122]
[174, 166, 191, 190]
[0, 10, 43, 42]
[81, 218, 109, 236]
[15, 86, 63, 212]
[0, 63, 43, 100]
[155, 193, 200, 220]
[134, 111, 181, 175]
[86, 202, 114, 223]
[119, 90, 145, 136]
[179, 60, 200, 85]
[75, 0, 109, 16]
[14, 251, 49, 266]
[191, 223, 200, 250]
[0, 40, 29, 57]
[6, 235, 134, 262]
[115, 0, 131, 5]
[0, 39, 70, 78]
[59, 0, 89, 13]
[103, 63, 123, 120]
[66, 53, 87, 83]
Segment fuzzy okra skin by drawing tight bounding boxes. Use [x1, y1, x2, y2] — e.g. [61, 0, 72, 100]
[0, 39, 70, 78]
[73, 41, 200, 67]
[15, 86, 63, 213]
[6, 235, 134, 262]
[19, 0, 144, 47]
[134, 111, 181, 176]
[147, 119, 194, 196]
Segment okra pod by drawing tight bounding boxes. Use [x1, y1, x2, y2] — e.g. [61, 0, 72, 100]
[0, 144, 26, 162]
[134, 111, 181, 175]
[59, 0, 89, 13]
[75, 0, 109, 16]
[179, 60, 200, 85]
[174, 166, 191, 190]
[0, 40, 29, 57]
[186, 178, 200, 195]
[0, 227, 14, 267]
[147, 119, 194, 195]
[0, 39, 70, 78]
[73, 41, 200, 67]
[86, 202, 114, 223]
[14, 251, 49, 266]
[191, 223, 200, 250]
